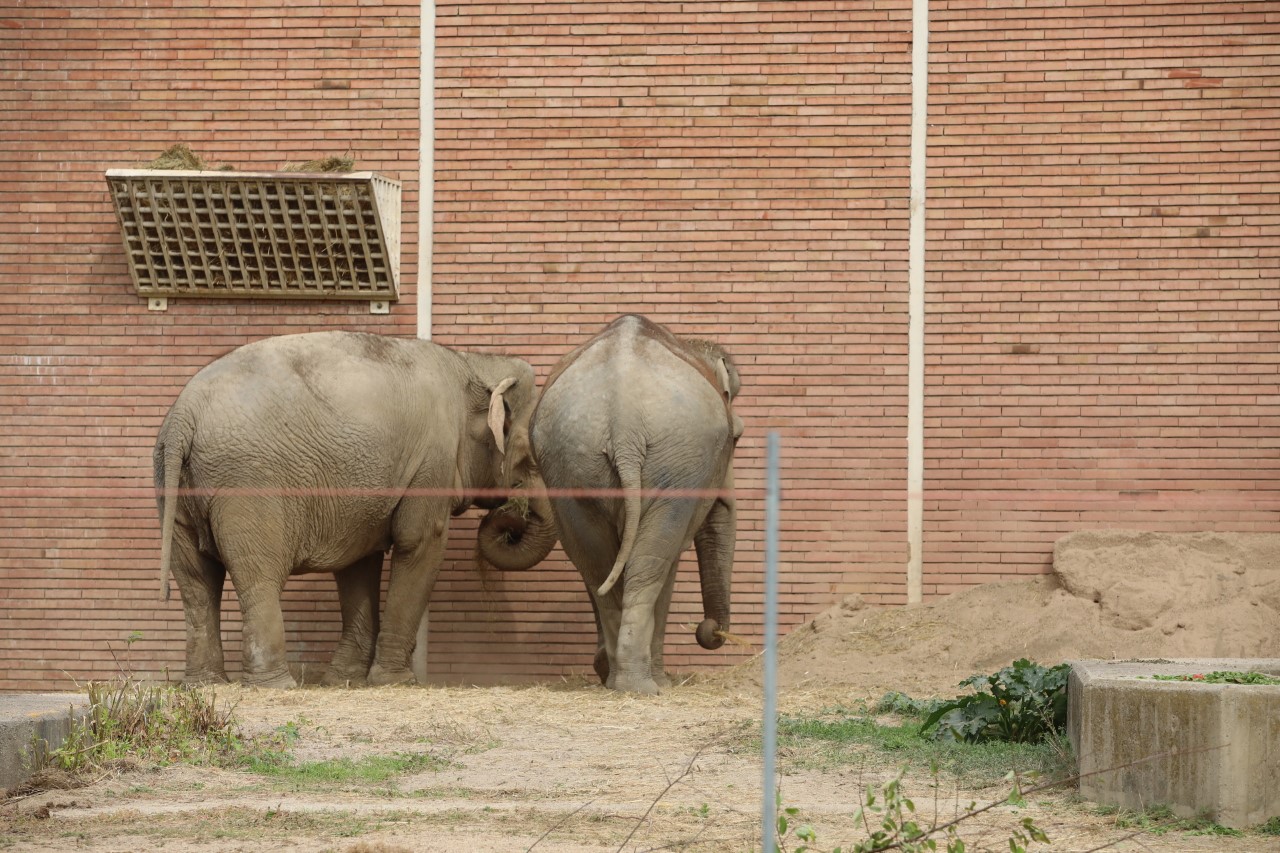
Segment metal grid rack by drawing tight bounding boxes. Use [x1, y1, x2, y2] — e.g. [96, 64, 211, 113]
[106, 169, 401, 302]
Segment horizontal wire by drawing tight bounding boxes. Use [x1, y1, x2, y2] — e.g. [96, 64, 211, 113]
[0, 485, 1277, 509]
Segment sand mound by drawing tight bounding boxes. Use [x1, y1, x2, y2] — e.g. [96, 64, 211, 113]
[720, 531, 1280, 700]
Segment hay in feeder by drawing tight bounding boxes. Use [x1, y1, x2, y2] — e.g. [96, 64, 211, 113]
[141, 143, 207, 170]
[280, 155, 356, 173]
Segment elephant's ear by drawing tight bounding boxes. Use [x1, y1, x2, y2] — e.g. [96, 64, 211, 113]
[487, 377, 517, 454]
[715, 358, 733, 401]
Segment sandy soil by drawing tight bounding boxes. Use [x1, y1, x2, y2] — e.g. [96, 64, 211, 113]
[3, 531, 1277, 851]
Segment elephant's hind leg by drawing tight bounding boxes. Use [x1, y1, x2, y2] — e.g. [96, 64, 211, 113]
[649, 555, 679, 689]
[587, 591, 610, 686]
[552, 497, 621, 687]
[324, 552, 383, 687]
[613, 500, 700, 695]
[221, 523, 297, 688]
[171, 522, 229, 684]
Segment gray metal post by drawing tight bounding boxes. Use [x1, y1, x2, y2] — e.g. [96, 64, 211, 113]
[761, 431, 781, 852]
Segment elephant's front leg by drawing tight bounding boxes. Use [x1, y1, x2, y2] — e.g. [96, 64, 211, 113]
[324, 552, 383, 687]
[368, 504, 448, 686]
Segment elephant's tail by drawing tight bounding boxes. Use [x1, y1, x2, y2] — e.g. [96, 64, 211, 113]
[155, 416, 191, 602]
[597, 450, 642, 598]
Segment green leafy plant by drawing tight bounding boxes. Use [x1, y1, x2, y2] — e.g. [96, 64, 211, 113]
[921, 660, 1069, 744]
[1147, 670, 1280, 685]
[874, 691, 943, 718]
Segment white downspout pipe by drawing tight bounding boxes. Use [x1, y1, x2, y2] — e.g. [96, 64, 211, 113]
[906, 0, 928, 605]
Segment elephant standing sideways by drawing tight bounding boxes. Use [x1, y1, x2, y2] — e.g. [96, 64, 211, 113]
[530, 315, 742, 694]
[154, 331, 557, 688]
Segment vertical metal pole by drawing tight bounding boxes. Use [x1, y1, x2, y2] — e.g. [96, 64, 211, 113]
[761, 431, 781, 853]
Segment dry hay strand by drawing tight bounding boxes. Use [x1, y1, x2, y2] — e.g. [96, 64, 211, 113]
[677, 622, 754, 649]
[3, 769, 84, 800]
[141, 143, 207, 170]
[139, 143, 236, 171]
[3, 757, 142, 801]
[281, 155, 356, 173]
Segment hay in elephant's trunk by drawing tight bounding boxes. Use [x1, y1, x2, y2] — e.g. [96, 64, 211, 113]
[679, 622, 753, 649]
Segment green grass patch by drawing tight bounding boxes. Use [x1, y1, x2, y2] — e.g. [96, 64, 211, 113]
[242, 751, 448, 788]
[776, 712, 1069, 788]
[1146, 670, 1280, 685]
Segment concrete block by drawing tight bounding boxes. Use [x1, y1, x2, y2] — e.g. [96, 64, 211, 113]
[0, 693, 91, 791]
[1069, 659, 1280, 829]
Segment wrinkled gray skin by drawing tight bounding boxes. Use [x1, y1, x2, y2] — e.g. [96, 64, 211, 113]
[530, 315, 742, 695]
[154, 331, 557, 689]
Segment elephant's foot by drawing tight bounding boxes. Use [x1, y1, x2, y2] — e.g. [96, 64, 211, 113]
[613, 672, 660, 695]
[652, 670, 673, 689]
[592, 647, 610, 686]
[367, 662, 417, 687]
[183, 669, 230, 686]
[321, 668, 369, 688]
[241, 668, 298, 689]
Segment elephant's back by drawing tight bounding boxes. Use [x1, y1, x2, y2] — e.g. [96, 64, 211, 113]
[532, 324, 730, 490]
[175, 332, 459, 488]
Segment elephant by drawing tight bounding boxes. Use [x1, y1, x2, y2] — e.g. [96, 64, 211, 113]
[153, 331, 557, 688]
[529, 315, 742, 694]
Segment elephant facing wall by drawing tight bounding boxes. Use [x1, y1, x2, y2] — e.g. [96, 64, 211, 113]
[530, 315, 742, 694]
[154, 331, 557, 688]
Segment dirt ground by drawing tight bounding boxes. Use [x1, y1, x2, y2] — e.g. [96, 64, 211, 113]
[3, 531, 1278, 852]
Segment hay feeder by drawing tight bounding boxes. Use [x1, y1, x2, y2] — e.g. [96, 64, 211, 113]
[106, 169, 401, 312]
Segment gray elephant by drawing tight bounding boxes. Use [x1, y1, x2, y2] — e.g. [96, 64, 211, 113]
[154, 331, 557, 688]
[529, 315, 742, 694]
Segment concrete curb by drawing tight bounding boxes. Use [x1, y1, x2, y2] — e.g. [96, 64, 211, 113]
[1068, 658, 1280, 829]
[0, 693, 91, 792]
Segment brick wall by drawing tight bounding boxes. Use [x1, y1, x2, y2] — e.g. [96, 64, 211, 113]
[925, 0, 1280, 596]
[0, 0, 422, 689]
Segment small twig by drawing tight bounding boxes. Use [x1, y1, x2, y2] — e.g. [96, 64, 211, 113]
[636, 818, 718, 852]
[526, 797, 597, 852]
[615, 742, 712, 853]
[1075, 827, 1157, 853]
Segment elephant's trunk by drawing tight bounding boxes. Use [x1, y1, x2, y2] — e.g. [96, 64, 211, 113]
[693, 478, 736, 651]
[476, 490, 557, 571]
